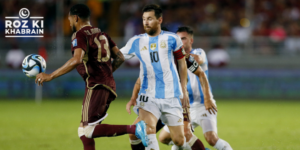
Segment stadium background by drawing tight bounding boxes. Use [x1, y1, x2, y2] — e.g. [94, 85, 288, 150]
[0, 0, 299, 150]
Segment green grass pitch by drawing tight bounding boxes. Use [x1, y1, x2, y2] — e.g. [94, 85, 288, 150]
[0, 99, 299, 150]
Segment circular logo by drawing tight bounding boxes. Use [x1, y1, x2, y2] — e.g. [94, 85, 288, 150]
[19, 8, 30, 19]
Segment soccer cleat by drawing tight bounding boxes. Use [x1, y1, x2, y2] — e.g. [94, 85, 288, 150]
[135, 120, 149, 147]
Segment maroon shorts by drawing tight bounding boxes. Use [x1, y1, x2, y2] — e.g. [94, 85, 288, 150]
[81, 87, 116, 126]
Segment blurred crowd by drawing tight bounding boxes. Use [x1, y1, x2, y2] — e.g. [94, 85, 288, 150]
[120, 0, 300, 55]
[1, 0, 300, 69]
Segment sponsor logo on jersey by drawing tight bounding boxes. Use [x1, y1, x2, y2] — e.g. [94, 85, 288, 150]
[202, 113, 207, 117]
[178, 118, 182, 122]
[72, 39, 77, 47]
[140, 46, 147, 51]
[150, 43, 156, 50]
[160, 40, 166, 48]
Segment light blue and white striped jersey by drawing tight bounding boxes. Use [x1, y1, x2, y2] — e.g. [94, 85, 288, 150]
[121, 31, 183, 99]
[186, 48, 215, 105]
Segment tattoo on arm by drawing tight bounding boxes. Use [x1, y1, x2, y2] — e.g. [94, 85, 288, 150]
[112, 51, 125, 72]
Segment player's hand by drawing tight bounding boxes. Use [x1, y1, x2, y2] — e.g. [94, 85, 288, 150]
[204, 99, 217, 115]
[126, 98, 137, 115]
[181, 90, 190, 108]
[35, 73, 53, 86]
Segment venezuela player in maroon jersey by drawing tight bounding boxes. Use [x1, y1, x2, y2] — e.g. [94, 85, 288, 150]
[35, 4, 148, 149]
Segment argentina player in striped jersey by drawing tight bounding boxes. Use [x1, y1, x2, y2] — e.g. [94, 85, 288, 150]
[160, 26, 233, 150]
[121, 4, 191, 150]
[126, 27, 217, 150]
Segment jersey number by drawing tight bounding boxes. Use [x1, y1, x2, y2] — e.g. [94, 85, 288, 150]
[94, 35, 110, 62]
[150, 51, 159, 63]
[139, 95, 148, 102]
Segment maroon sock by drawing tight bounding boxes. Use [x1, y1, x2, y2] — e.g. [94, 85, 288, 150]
[191, 139, 206, 150]
[80, 135, 95, 150]
[92, 124, 136, 138]
[131, 142, 145, 150]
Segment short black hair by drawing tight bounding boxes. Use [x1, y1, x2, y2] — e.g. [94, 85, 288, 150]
[142, 4, 162, 19]
[176, 26, 194, 36]
[70, 4, 91, 20]
[161, 26, 169, 31]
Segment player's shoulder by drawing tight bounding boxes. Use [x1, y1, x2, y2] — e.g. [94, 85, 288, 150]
[128, 34, 147, 42]
[191, 48, 206, 55]
[162, 31, 179, 38]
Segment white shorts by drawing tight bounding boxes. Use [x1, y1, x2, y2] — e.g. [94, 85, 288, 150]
[190, 104, 218, 134]
[163, 104, 218, 134]
[135, 94, 183, 126]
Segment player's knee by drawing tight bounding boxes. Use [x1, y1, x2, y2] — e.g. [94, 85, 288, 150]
[172, 135, 185, 146]
[129, 134, 138, 140]
[158, 135, 171, 145]
[183, 127, 193, 141]
[146, 124, 156, 134]
[84, 125, 96, 138]
[205, 132, 218, 146]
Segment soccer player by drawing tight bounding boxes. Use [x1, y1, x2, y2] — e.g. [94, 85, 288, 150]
[159, 26, 233, 150]
[127, 52, 217, 150]
[35, 4, 148, 150]
[120, 4, 191, 150]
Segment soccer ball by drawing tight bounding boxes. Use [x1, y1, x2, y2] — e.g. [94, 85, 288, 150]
[22, 54, 46, 78]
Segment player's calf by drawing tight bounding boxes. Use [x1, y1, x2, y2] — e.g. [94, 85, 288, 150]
[204, 131, 219, 146]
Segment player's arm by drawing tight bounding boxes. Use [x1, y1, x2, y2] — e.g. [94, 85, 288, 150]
[35, 48, 84, 86]
[193, 67, 217, 114]
[177, 57, 189, 108]
[190, 53, 204, 65]
[111, 46, 125, 72]
[126, 78, 141, 114]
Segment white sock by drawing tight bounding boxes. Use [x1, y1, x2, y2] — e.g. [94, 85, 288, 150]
[187, 134, 198, 147]
[213, 139, 233, 150]
[171, 137, 191, 150]
[146, 134, 159, 150]
[130, 139, 142, 145]
[168, 141, 175, 145]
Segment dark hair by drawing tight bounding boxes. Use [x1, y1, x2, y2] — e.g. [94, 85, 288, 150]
[176, 26, 194, 36]
[70, 4, 91, 20]
[161, 26, 169, 31]
[142, 4, 162, 19]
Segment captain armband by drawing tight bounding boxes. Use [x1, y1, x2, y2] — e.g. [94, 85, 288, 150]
[174, 47, 186, 60]
[188, 60, 199, 73]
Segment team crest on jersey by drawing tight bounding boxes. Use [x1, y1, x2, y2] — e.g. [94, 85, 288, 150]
[150, 43, 156, 50]
[72, 39, 77, 47]
[160, 40, 166, 48]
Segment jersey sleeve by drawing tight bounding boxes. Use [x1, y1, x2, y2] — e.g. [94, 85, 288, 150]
[120, 36, 138, 60]
[192, 49, 207, 65]
[71, 31, 87, 52]
[103, 32, 117, 49]
[173, 35, 185, 59]
[173, 35, 183, 52]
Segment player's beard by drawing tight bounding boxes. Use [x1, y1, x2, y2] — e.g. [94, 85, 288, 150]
[71, 24, 77, 33]
[144, 25, 158, 36]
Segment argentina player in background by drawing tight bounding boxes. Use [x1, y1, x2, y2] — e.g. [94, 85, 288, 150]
[121, 4, 192, 150]
[159, 26, 233, 150]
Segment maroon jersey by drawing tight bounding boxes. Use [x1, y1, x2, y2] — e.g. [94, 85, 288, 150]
[71, 26, 117, 96]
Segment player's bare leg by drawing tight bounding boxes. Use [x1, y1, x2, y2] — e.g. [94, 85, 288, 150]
[159, 121, 205, 150]
[78, 122, 95, 150]
[139, 108, 159, 150]
[168, 125, 190, 150]
[201, 120, 232, 150]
